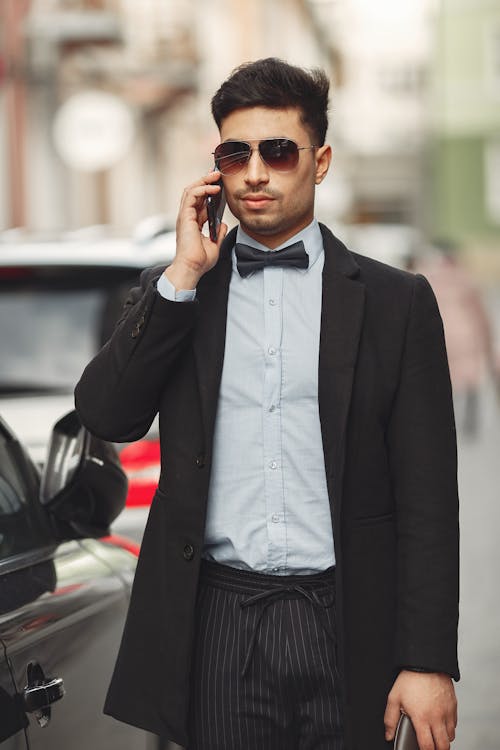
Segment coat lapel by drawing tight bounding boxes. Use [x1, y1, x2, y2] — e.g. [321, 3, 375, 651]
[192, 228, 236, 451]
[318, 224, 365, 524]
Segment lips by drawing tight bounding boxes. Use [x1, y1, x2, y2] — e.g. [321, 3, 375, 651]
[241, 195, 274, 209]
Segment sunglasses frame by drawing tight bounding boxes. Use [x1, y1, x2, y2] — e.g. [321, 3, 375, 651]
[212, 138, 317, 176]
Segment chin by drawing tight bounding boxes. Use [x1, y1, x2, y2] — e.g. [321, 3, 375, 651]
[241, 216, 286, 237]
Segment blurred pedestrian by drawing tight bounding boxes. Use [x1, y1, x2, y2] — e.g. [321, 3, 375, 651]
[415, 247, 495, 437]
[75, 58, 459, 750]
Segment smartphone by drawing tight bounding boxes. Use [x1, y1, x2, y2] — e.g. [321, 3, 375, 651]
[394, 713, 418, 750]
[206, 176, 226, 242]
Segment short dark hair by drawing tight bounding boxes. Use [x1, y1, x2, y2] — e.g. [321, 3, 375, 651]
[211, 58, 330, 145]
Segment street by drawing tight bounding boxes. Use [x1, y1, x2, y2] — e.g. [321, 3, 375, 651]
[453, 368, 500, 749]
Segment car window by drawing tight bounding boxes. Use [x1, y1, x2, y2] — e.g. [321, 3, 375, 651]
[0, 289, 103, 391]
[0, 424, 54, 561]
[0, 267, 138, 394]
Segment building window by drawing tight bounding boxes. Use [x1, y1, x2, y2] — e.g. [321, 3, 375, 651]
[484, 140, 500, 225]
[378, 65, 426, 96]
[485, 20, 500, 96]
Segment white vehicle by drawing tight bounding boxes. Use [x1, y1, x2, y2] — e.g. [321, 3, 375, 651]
[0, 224, 176, 543]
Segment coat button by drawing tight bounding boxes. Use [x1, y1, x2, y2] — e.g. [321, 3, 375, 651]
[183, 544, 194, 561]
[131, 313, 146, 338]
[195, 454, 205, 468]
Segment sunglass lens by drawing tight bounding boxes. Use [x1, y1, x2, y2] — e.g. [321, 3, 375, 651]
[259, 139, 299, 171]
[214, 142, 250, 175]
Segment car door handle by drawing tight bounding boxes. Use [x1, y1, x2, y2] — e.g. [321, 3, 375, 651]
[23, 676, 65, 713]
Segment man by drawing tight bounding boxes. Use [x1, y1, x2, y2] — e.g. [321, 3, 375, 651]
[75, 58, 459, 750]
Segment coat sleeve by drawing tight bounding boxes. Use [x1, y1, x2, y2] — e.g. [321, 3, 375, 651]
[74, 266, 199, 442]
[387, 273, 460, 680]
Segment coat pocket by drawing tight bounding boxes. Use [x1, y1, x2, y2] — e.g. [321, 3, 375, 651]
[354, 511, 395, 526]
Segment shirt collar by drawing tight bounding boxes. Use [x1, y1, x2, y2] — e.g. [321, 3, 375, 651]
[232, 219, 323, 276]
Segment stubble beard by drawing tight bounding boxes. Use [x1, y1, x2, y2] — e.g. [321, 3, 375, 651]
[240, 214, 286, 237]
[238, 204, 313, 242]
[231, 192, 313, 242]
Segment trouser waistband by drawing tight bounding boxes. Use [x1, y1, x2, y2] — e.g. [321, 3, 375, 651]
[199, 559, 336, 597]
[199, 560, 336, 677]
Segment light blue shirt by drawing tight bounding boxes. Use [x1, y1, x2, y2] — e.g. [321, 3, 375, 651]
[158, 219, 335, 574]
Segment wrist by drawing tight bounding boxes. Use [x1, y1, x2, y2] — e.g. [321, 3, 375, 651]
[401, 666, 434, 674]
[165, 261, 201, 292]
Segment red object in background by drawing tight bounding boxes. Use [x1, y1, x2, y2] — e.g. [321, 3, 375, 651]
[101, 534, 141, 558]
[0, 267, 35, 279]
[119, 439, 161, 507]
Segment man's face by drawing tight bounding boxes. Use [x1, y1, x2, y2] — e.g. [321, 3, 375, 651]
[218, 106, 331, 249]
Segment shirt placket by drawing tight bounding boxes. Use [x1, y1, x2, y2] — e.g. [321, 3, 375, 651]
[262, 266, 286, 572]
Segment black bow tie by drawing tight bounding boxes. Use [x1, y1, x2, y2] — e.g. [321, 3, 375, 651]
[235, 241, 309, 278]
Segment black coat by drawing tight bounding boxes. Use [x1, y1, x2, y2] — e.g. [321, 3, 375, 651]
[75, 225, 459, 749]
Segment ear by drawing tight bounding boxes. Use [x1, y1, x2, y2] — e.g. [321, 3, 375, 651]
[314, 145, 332, 184]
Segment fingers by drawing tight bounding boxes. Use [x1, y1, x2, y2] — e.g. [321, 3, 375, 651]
[432, 721, 452, 750]
[171, 171, 227, 285]
[186, 169, 222, 190]
[179, 184, 221, 225]
[384, 672, 457, 750]
[445, 714, 456, 742]
[407, 703, 457, 750]
[406, 704, 457, 750]
[383, 696, 401, 741]
[179, 183, 222, 236]
[180, 171, 222, 210]
[174, 171, 224, 270]
[414, 723, 435, 750]
[399, 716, 452, 750]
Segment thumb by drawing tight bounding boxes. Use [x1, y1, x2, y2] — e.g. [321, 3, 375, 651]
[216, 222, 228, 247]
[384, 699, 402, 742]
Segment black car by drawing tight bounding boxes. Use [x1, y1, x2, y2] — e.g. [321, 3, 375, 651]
[0, 411, 159, 749]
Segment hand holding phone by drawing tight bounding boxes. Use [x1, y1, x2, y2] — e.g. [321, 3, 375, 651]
[165, 171, 226, 292]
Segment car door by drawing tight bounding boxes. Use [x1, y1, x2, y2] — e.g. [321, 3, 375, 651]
[0, 417, 151, 750]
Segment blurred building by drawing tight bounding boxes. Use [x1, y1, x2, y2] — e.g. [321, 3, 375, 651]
[1, 0, 198, 231]
[0, 0, 335, 233]
[430, 0, 500, 255]
[309, 0, 436, 235]
[5, 0, 497, 267]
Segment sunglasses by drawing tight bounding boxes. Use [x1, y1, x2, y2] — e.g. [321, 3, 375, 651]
[213, 138, 317, 176]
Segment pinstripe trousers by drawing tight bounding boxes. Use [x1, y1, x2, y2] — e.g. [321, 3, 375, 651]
[187, 561, 344, 750]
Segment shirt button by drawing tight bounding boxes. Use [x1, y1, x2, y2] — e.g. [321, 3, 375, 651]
[183, 544, 194, 561]
[271, 513, 280, 523]
[269, 460, 278, 470]
[269, 405, 276, 412]
[269, 298, 277, 306]
[268, 347, 277, 356]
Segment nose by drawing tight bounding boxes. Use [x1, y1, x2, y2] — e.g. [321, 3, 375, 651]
[244, 147, 269, 186]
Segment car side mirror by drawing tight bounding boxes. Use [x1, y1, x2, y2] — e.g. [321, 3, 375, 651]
[40, 410, 128, 540]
